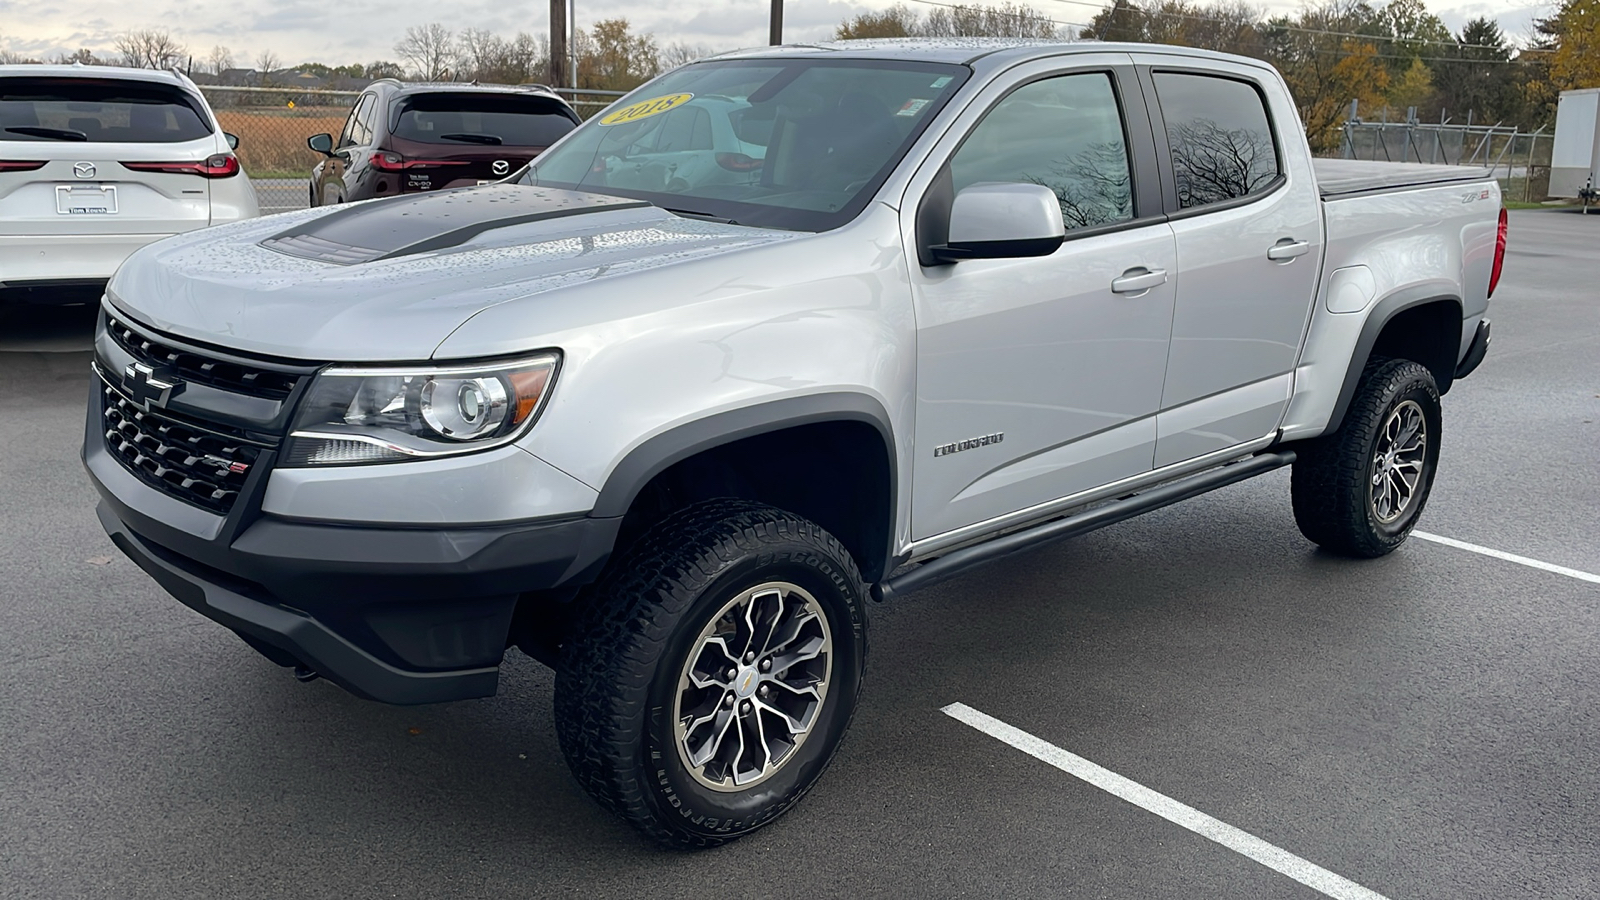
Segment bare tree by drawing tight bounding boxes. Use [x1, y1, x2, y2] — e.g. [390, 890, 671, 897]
[206, 45, 234, 76]
[396, 23, 457, 81]
[254, 49, 281, 85]
[56, 48, 104, 65]
[115, 29, 187, 69]
[660, 41, 715, 70]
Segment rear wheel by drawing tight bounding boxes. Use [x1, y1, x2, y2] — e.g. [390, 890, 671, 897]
[554, 500, 867, 848]
[1292, 358, 1442, 557]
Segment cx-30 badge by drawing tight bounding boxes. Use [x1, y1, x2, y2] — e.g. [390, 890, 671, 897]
[73, 162, 97, 178]
[124, 362, 185, 409]
[491, 160, 510, 175]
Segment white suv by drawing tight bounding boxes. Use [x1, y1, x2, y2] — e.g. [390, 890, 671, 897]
[0, 64, 258, 304]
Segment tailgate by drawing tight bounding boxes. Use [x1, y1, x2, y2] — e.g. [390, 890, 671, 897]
[0, 145, 212, 236]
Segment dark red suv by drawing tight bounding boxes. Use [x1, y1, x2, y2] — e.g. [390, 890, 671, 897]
[306, 80, 579, 206]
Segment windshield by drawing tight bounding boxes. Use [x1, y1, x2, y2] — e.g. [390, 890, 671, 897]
[392, 92, 579, 147]
[0, 78, 211, 143]
[522, 58, 968, 231]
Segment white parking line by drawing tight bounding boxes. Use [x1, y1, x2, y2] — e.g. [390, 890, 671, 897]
[1412, 532, 1600, 585]
[941, 703, 1392, 900]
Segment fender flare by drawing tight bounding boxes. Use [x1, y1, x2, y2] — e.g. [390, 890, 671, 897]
[1323, 287, 1463, 435]
[589, 394, 900, 580]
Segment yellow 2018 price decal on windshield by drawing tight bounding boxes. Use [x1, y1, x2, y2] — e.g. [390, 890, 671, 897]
[598, 93, 694, 126]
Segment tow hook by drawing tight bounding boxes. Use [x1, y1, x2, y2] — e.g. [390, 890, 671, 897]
[292, 665, 320, 684]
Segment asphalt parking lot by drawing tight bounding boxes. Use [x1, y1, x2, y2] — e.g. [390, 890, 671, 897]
[1, 209, 1597, 899]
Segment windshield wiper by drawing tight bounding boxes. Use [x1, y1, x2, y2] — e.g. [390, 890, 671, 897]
[661, 207, 739, 226]
[5, 126, 88, 142]
[438, 132, 503, 145]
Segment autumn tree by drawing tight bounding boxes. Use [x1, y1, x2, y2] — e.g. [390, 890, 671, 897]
[1387, 57, 1435, 114]
[115, 29, 187, 69]
[837, 2, 1063, 40]
[1261, 1, 1391, 151]
[578, 19, 659, 92]
[1544, 0, 1600, 92]
[836, 4, 920, 39]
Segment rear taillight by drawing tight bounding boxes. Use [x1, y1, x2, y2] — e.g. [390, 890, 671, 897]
[0, 160, 48, 172]
[121, 154, 240, 178]
[1488, 206, 1507, 297]
[371, 153, 470, 172]
[715, 152, 763, 172]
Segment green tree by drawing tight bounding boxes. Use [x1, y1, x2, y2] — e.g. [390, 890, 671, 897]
[1432, 18, 1519, 123]
[1387, 56, 1435, 115]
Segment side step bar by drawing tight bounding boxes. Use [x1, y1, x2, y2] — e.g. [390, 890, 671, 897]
[872, 450, 1297, 603]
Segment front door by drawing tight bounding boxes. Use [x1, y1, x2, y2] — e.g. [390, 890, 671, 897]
[908, 66, 1177, 541]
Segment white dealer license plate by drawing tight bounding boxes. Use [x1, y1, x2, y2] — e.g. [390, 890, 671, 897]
[56, 185, 118, 215]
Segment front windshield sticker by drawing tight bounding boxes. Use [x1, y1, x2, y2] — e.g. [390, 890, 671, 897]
[930, 76, 953, 88]
[598, 93, 695, 126]
[897, 98, 931, 117]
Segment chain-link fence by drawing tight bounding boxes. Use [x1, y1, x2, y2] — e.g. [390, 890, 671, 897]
[1332, 112, 1555, 203]
[197, 85, 626, 213]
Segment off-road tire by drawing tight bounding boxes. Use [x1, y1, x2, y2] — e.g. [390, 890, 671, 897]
[554, 500, 868, 848]
[1292, 358, 1442, 557]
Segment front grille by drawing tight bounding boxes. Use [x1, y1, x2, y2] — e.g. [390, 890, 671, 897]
[106, 312, 299, 401]
[101, 382, 264, 514]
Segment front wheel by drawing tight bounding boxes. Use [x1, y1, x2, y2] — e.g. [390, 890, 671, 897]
[1291, 358, 1442, 557]
[554, 500, 867, 848]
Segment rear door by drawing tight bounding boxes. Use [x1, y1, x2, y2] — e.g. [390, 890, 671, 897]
[905, 57, 1178, 541]
[0, 75, 219, 238]
[1136, 61, 1324, 467]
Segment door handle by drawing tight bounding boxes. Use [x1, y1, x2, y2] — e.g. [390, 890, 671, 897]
[1111, 267, 1168, 294]
[1267, 239, 1310, 261]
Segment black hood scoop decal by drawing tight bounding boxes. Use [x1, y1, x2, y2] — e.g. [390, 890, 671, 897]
[260, 186, 651, 265]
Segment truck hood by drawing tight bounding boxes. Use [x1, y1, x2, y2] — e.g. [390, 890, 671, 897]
[107, 185, 802, 360]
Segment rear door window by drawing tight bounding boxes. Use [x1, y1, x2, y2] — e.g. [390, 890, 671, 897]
[1151, 72, 1280, 209]
[950, 72, 1134, 230]
[0, 78, 211, 143]
[393, 93, 578, 147]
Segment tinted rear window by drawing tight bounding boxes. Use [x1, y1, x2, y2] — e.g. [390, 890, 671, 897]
[1152, 72, 1280, 209]
[392, 93, 578, 147]
[0, 78, 211, 143]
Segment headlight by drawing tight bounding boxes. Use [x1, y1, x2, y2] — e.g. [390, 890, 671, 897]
[282, 353, 559, 466]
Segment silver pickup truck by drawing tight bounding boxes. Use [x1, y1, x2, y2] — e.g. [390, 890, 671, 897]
[84, 40, 1505, 846]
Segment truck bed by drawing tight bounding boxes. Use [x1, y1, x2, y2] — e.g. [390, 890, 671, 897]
[1314, 159, 1494, 199]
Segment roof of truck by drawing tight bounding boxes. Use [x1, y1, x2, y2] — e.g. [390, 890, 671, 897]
[707, 38, 1272, 70]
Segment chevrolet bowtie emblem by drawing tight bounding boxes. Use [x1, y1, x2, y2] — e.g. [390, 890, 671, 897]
[124, 362, 184, 409]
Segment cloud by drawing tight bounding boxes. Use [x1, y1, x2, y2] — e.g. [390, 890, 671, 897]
[0, 0, 1563, 65]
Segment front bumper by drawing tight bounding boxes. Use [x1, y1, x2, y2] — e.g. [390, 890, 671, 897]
[84, 382, 618, 705]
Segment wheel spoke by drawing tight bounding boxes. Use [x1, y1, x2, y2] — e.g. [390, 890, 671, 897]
[674, 581, 834, 792]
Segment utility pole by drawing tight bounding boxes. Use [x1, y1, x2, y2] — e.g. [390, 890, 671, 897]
[549, 0, 568, 90]
[770, 0, 784, 45]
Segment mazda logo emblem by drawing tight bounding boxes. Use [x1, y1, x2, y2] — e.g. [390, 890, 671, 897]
[123, 362, 184, 409]
[74, 161, 97, 179]
[491, 160, 509, 175]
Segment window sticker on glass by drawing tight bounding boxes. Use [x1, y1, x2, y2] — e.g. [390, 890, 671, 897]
[897, 98, 931, 117]
[930, 76, 953, 88]
[598, 93, 694, 126]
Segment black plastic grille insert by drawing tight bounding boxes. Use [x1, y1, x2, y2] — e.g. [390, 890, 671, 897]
[106, 312, 299, 401]
[101, 382, 263, 514]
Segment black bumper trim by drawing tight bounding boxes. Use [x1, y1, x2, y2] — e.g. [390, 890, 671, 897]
[101, 504, 500, 705]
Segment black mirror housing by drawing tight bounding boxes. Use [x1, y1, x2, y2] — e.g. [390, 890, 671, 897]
[307, 133, 335, 156]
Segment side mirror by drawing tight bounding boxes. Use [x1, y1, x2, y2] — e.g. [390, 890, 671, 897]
[307, 133, 335, 156]
[933, 182, 1065, 263]
[224, 132, 240, 150]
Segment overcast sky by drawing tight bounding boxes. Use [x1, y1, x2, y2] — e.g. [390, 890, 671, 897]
[0, 0, 1559, 68]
